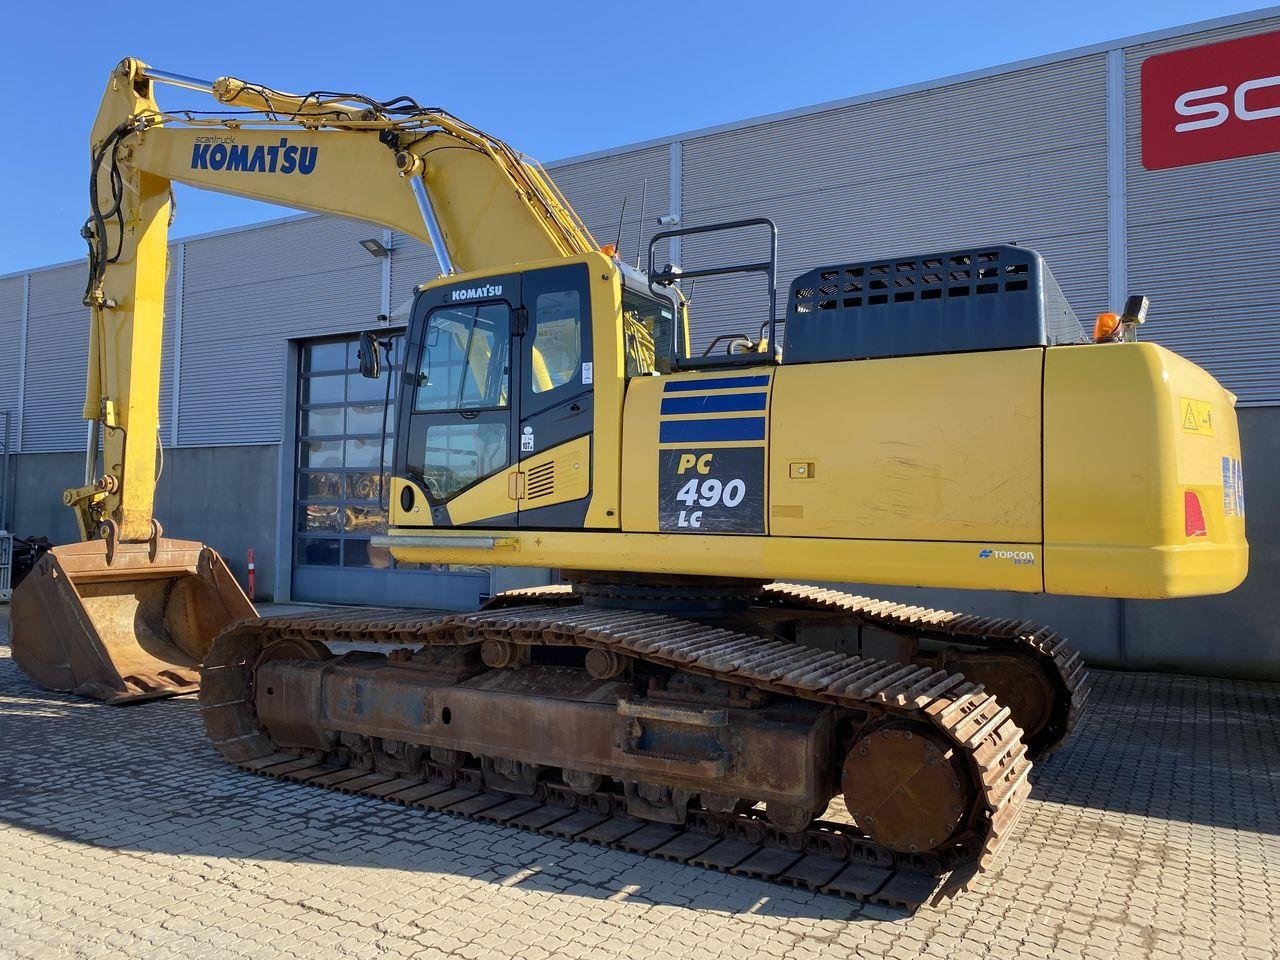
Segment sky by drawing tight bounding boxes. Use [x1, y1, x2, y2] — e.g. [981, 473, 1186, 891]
[0, 0, 1270, 274]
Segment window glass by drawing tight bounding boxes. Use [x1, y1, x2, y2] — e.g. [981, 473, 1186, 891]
[344, 472, 382, 503]
[345, 437, 392, 469]
[422, 422, 509, 500]
[415, 307, 472, 411]
[622, 289, 676, 377]
[415, 305, 511, 411]
[297, 504, 340, 533]
[343, 505, 385, 535]
[300, 439, 343, 468]
[299, 471, 343, 500]
[300, 407, 343, 437]
[303, 341, 348, 373]
[302, 375, 344, 404]
[345, 404, 385, 435]
[296, 538, 340, 567]
[344, 539, 379, 567]
[530, 290, 582, 393]
[461, 304, 511, 409]
[347, 370, 392, 403]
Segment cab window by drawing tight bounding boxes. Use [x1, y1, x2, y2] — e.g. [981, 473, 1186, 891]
[521, 263, 592, 417]
[422, 421, 509, 500]
[623, 289, 677, 377]
[415, 303, 510, 411]
[530, 290, 582, 393]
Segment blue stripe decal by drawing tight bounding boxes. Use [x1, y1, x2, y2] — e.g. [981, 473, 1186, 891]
[663, 375, 771, 393]
[659, 417, 767, 443]
[660, 392, 768, 415]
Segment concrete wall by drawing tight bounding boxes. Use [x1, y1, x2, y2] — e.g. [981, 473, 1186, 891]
[9, 445, 279, 600]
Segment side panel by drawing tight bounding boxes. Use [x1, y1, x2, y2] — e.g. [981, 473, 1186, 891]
[769, 350, 1043, 544]
[1043, 342, 1248, 597]
[442, 471, 518, 528]
[389, 436, 590, 529]
[623, 371, 773, 535]
[518, 435, 592, 517]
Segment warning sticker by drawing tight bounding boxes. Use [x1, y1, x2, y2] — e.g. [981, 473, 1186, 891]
[658, 448, 765, 533]
[1180, 397, 1214, 436]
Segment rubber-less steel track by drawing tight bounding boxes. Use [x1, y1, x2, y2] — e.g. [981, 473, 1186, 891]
[755, 584, 1091, 759]
[200, 604, 1032, 907]
[488, 583, 1091, 758]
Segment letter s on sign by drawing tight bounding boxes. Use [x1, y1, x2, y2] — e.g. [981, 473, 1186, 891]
[1236, 75, 1280, 121]
[1174, 85, 1229, 132]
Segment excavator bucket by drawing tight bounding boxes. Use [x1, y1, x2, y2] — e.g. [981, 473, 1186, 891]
[9, 537, 256, 704]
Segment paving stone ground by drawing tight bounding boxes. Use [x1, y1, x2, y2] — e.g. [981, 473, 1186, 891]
[0, 605, 1277, 960]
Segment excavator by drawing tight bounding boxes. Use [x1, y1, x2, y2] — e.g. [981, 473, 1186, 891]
[10, 58, 1248, 904]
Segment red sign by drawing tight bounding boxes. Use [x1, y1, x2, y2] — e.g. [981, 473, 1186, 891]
[1141, 29, 1280, 171]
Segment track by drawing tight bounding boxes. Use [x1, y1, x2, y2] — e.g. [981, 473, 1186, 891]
[488, 583, 1091, 758]
[200, 604, 1033, 908]
[756, 584, 1091, 758]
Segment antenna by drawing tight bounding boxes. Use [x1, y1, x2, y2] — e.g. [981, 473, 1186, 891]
[634, 179, 648, 269]
[613, 195, 628, 255]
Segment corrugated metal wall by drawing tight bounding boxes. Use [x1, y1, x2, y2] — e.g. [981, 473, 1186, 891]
[179, 217, 382, 445]
[1, 257, 176, 455]
[22, 265, 88, 453]
[549, 146, 671, 269]
[1124, 15, 1280, 404]
[389, 233, 439, 312]
[0, 277, 23, 442]
[680, 55, 1110, 349]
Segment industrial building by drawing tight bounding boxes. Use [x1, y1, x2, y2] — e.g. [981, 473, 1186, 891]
[2, 8, 1277, 678]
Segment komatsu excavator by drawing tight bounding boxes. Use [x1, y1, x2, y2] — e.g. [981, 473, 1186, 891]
[11, 59, 1248, 903]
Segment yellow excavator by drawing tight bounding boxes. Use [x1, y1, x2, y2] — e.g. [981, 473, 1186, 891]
[11, 59, 1247, 903]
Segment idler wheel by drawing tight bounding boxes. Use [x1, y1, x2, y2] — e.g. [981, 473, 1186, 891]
[842, 723, 975, 853]
[935, 651, 1056, 744]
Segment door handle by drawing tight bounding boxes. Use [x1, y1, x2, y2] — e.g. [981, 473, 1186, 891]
[507, 472, 525, 500]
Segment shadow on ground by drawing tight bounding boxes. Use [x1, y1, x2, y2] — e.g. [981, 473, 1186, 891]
[0, 637, 899, 922]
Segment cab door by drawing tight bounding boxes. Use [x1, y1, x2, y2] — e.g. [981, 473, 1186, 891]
[398, 274, 521, 527]
[514, 263, 595, 527]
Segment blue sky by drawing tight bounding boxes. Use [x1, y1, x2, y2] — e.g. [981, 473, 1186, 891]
[0, 0, 1269, 274]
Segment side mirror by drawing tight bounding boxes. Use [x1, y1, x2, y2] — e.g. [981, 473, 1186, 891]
[357, 330, 382, 379]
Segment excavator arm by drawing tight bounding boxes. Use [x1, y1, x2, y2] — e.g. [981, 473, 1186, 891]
[11, 57, 600, 702]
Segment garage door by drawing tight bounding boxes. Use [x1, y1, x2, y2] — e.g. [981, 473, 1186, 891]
[291, 333, 491, 608]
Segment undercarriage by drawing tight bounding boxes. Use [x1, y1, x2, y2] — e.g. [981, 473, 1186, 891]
[199, 576, 1086, 905]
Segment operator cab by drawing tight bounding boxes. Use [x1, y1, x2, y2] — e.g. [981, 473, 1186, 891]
[390, 261, 600, 529]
